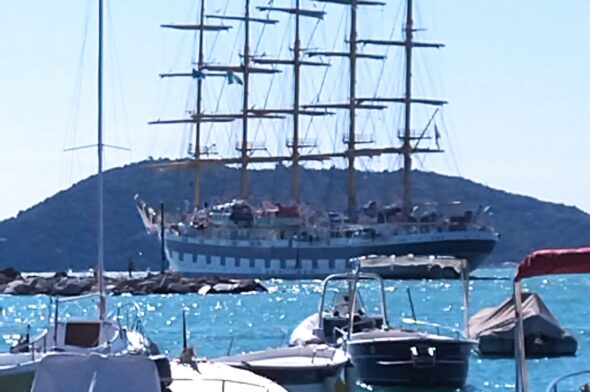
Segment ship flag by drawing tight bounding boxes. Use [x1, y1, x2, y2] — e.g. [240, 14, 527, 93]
[434, 123, 441, 149]
[227, 71, 244, 85]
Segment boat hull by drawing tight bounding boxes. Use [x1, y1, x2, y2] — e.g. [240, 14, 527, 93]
[166, 230, 497, 279]
[230, 366, 342, 392]
[347, 336, 473, 387]
[0, 371, 35, 392]
[0, 358, 37, 392]
[214, 345, 349, 392]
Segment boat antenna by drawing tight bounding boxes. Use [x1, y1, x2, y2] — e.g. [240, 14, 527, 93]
[160, 202, 166, 273]
[347, 257, 363, 341]
[406, 287, 417, 321]
[54, 298, 59, 345]
[182, 309, 188, 351]
[97, 0, 106, 321]
[460, 259, 470, 337]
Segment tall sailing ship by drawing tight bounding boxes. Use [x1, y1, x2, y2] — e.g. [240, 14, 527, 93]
[136, 0, 499, 279]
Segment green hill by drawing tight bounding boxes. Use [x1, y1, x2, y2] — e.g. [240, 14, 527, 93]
[1, 160, 589, 271]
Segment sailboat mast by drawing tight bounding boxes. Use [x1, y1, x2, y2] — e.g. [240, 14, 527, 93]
[241, 0, 251, 200]
[291, 0, 302, 203]
[347, 0, 358, 216]
[402, 0, 414, 217]
[193, 0, 206, 208]
[97, 0, 106, 321]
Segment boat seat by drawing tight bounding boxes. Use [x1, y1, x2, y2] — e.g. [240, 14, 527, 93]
[323, 316, 384, 338]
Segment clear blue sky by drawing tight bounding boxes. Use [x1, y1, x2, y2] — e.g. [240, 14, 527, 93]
[1, 0, 590, 220]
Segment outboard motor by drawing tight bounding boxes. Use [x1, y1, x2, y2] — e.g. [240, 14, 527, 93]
[151, 355, 172, 389]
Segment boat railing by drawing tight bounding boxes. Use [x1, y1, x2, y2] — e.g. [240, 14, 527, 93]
[310, 344, 340, 364]
[219, 329, 289, 356]
[6, 297, 147, 357]
[6, 323, 42, 360]
[382, 220, 492, 235]
[331, 326, 348, 343]
[108, 302, 144, 333]
[545, 369, 590, 392]
[401, 318, 466, 339]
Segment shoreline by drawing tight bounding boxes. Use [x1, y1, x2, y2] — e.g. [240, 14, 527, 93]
[0, 268, 266, 296]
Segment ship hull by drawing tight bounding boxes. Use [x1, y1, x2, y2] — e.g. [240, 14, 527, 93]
[166, 230, 497, 279]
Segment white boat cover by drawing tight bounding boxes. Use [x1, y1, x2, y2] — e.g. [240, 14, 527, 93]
[31, 353, 160, 392]
[359, 255, 466, 272]
[469, 292, 577, 356]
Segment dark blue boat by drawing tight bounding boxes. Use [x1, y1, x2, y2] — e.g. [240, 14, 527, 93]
[290, 259, 475, 387]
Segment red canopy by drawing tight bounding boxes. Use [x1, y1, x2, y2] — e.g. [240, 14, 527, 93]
[515, 247, 590, 281]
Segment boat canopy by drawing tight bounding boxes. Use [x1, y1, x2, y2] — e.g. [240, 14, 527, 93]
[514, 247, 590, 282]
[31, 353, 161, 392]
[514, 246, 590, 392]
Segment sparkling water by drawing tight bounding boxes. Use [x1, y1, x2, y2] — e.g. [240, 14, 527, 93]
[1, 268, 589, 391]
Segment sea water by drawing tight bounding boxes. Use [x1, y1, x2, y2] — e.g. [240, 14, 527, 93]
[0, 268, 589, 391]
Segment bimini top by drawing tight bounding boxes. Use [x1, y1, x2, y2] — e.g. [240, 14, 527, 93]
[515, 247, 590, 282]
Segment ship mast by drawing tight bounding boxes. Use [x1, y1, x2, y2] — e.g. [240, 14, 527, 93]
[151, 3, 282, 194]
[254, 2, 329, 203]
[241, 0, 251, 200]
[402, 0, 414, 217]
[194, 0, 206, 208]
[347, 0, 358, 216]
[207, 3, 281, 200]
[149, 2, 233, 210]
[353, 0, 446, 218]
[292, 0, 302, 202]
[304, 0, 385, 216]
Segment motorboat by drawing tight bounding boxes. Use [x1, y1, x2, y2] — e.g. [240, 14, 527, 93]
[512, 247, 590, 392]
[470, 292, 577, 357]
[290, 256, 475, 388]
[215, 344, 349, 392]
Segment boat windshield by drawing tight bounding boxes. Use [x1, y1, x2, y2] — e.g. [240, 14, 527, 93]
[328, 292, 367, 318]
